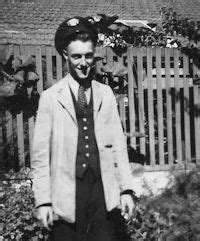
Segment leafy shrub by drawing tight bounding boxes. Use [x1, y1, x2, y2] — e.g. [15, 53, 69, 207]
[127, 168, 200, 241]
[3, 167, 200, 241]
[2, 167, 48, 240]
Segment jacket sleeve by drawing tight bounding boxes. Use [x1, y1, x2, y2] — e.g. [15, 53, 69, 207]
[31, 91, 53, 207]
[108, 87, 134, 191]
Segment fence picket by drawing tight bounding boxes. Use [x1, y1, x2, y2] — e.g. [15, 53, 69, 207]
[5, 110, 13, 166]
[136, 48, 145, 156]
[24, 45, 35, 158]
[156, 48, 165, 165]
[183, 53, 191, 162]
[174, 49, 183, 163]
[5, 45, 14, 163]
[13, 45, 25, 167]
[118, 53, 126, 131]
[128, 48, 136, 148]
[35, 46, 44, 94]
[165, 48, 174, 165]
[147, 48, 155, 166]
[193, 64, 200, 163]
[46, 46, 53, 86]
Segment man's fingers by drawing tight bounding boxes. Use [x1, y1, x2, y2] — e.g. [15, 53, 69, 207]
[121, 203, 127, 216]
[42, 213, 49, 229]
[37, 206, 54, 230]
[47, 209, 54, 227]
[120, 194, 136, 220]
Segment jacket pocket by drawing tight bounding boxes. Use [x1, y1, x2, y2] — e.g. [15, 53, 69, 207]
[105, 144, 113, 148]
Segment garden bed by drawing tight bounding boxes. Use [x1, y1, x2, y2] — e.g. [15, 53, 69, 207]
[2, 166, 200, 240]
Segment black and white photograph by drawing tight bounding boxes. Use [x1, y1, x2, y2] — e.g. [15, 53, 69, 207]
[1, 0, 200, 240]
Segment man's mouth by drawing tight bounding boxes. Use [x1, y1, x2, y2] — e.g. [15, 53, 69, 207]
[79, 66, 88, 75]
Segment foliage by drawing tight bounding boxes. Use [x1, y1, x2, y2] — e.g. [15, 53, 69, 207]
[3, 167, 200, 240]
[127, 168, 200, 241]
[2, 167, 49, 240]
[94, 8, 200, 66]
[159, 7, 200, 68]
[94, 7, 200, 96]
[0, 46, 40, 116]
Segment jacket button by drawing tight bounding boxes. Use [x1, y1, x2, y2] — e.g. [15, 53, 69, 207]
[85, 136, 89, 139]
[82, 163, 86, 167]
[85, 153, 90, 157]
[85, 144, 89, 148]
[83, 118, 87, 122]
[83, 126, 88, 130]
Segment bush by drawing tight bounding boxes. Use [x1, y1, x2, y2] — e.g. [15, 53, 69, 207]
[2, 167, 48, 240]
[3, 167, 200, 240]
[127, 167, 200, 241]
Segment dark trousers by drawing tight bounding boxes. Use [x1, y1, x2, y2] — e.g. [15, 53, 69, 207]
[50, 167, 130, 241]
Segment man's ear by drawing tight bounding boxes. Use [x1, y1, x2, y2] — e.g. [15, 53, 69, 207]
[63, 50, 68, 60]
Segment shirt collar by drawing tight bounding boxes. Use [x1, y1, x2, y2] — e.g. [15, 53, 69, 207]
[67, 73, 92, 102]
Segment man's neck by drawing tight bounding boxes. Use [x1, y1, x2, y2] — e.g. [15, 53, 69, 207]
[71, 70, 94, 89]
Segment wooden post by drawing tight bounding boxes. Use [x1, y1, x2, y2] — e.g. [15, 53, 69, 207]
[174, 49, 182, 163]
[165, 48, 174, 165]
[193, 63, 200, 164]
[156, 48, 165, 165]
[183, 53, 191, 163]
[14, 45, 25, 167]
[136, 48, 146, 156]
[127, 47, 136, 148]
[147, 48, 155, 166]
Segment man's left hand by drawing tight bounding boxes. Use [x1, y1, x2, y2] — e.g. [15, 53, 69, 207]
[120, 194, 136, 220]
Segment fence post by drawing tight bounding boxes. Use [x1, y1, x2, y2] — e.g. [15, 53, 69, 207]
[165, 48, 174, 165]
[147, 48, 156, 166]
[136, 48, 146, 156]
[127, 47, 136, 148]
[193, 64, 200, 164]
[174, 49, 183, 163]
[183, 53, 191, 163]
[14, 45, 25, 167]
[156, 48, 165, 165]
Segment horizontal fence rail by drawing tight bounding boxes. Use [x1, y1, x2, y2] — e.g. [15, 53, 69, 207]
[1, 45, 200, 171]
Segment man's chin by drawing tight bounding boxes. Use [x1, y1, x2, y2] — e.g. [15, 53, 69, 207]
[76, 73, 90, 80]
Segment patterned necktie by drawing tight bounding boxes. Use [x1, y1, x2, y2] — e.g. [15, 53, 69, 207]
[78, 85, 87, 112]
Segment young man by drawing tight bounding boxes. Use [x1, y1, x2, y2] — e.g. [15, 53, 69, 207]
[31, 16, 135, 241]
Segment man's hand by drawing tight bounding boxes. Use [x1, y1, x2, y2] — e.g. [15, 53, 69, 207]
[120, 194, 136, 220]
[37, 206, 54, 230]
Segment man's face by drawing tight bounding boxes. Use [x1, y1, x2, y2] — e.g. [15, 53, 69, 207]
[64, 40, 95, 81]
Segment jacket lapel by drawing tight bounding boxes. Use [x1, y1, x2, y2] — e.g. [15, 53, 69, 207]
[56, 77, 102, 124]
[57, 76, 77, 125]
[92, 80, 102, 121]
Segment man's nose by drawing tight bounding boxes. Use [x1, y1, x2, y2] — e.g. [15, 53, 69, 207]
[80, 56, 87, 66]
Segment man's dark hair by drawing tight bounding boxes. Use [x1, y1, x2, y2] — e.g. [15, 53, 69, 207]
[54, 18, 98, 56]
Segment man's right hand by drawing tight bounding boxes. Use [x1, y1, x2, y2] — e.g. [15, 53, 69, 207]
[37, 206, 54, 230]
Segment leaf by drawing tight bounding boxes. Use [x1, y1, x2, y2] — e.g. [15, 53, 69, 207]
[101, 64, 115, 74]
[12, 56, 22, 72]
[0, 46, 11, 65]
[112, 62, 128, 76]
[20, 55, 35, 68]
[12, 55, 35, 72]
[26, 71, 39, 82]
[0, 81, 18, 96]
[13, 70, 25, 83]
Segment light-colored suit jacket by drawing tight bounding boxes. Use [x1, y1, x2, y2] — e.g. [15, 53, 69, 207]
[31, 74, 133, 223]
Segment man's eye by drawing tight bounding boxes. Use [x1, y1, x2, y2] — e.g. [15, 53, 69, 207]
[72, 55, 81, 59]
[85, 53, 94, 59]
